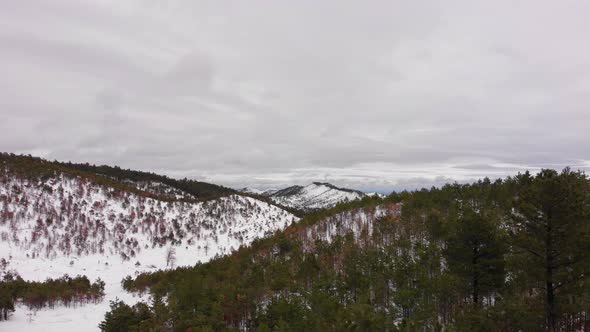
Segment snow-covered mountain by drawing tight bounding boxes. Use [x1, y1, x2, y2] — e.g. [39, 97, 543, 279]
[263, 182, 366, 212]
[237, 187, 266, 195]
[0, 155, 298, 331]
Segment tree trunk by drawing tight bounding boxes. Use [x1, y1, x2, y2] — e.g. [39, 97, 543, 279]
[546, 222, 556, 332]
[473, 277, 479, 306]
[472, 247, 479, 306]
[547, 276, 555, 332]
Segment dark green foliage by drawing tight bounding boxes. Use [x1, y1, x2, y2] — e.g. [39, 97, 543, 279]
[509, 168, 590, 331]
[0, 273, 104, 321]
[0, 287, 14, 321]
[99, 300, 155, 332]
[445, 207, 506, 306]
[102, 168, 590, 331]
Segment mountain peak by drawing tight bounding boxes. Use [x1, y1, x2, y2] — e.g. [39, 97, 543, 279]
[265, 182, 366, 212]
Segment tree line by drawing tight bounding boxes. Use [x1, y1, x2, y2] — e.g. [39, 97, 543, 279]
[0, 272, 105, 321]
[0, 153, 234, 203]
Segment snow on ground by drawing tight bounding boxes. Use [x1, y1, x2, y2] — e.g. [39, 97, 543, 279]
[0, 239, 237, 331]
[298, 203, 402, 251]
[0, 169, 298, 331]
[123, 179, 196, 200]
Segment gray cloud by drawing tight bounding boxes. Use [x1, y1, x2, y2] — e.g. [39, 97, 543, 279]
[1, 1, 589, 192]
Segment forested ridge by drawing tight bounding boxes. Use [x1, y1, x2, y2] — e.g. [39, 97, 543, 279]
[0, 152, 303, 217]
[0, 153, 235, 202]
[55, 159, 235, 201]
[55, 155, 303, 216]
[102, 168, 590, 331]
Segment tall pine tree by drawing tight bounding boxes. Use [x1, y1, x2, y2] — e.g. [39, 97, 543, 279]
[445, 206, 506, 307]
[511, 168, 590, 331]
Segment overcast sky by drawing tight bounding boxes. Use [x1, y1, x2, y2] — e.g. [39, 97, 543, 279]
[1, 1, 589, 192]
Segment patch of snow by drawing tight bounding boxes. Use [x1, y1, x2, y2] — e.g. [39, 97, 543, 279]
[366, 192, 386, 198]
[298, 203, 402, 251]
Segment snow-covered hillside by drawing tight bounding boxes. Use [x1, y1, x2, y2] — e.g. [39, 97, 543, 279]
[0, 165, 298, 331]
[296, 203, 402, 252]
[265, 182, 366, 211]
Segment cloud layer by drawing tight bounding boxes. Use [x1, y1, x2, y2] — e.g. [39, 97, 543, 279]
[2, 1, 589, 192]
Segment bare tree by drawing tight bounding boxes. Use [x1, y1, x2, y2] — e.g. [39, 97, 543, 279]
[165, 246, 176, 269]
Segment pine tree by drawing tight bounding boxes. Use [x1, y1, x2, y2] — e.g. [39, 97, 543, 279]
[510, 168, 590, 331]
[0, 290, 15, 321]
[99, 299, 137, 331]
[444, 206, 506, 306]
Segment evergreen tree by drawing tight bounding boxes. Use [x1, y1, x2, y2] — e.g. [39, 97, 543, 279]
[0, 290, 14, 321]
[510, 168, 590, 331]
[99, 300, 138, 332]
[445, 206, 506, 306]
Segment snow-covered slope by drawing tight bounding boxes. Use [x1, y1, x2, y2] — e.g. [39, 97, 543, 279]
[266, 182, 366, 211]
[295, 203, 402, 252]
[0, 173, 296, 261]
[0, 165, 298, 331]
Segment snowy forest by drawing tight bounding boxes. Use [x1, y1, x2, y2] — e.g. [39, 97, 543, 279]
[101, 168, 590, 331]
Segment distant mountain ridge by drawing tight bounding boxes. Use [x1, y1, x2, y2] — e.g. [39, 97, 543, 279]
[241, 182, 367, 212]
